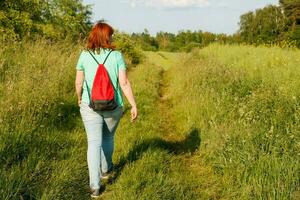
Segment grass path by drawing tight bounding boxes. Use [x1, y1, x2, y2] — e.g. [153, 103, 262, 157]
[144, 51, 222, 199]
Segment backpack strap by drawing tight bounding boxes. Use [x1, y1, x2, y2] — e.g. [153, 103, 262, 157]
[100, 50, 119, 95]
[88, 50, 100, 65]
[85, 50, 98, 104]
[103, 50, 113, 64]
[88, 49, 113, 65]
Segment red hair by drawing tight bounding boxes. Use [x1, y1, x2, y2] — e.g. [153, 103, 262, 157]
[87, 22, 115, 51]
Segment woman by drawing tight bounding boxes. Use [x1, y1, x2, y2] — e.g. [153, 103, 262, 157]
[75, 22, 138, 198]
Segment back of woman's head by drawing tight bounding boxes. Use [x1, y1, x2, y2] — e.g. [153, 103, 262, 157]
[87, 22, 115, 51]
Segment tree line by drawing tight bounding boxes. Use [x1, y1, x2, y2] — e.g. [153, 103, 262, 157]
[130, 0, 300, 51]
[0, 0, 92, 41]
[1, 0, 299, 49]
[128, 29, 239, 52]
[239, 0, 300, 47]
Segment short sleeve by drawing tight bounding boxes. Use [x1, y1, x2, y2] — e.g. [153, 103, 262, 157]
[116, 51, 126, 71]
[76, 51, 85, 71]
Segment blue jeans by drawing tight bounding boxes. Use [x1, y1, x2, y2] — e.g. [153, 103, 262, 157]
[80, 102, 123, 189]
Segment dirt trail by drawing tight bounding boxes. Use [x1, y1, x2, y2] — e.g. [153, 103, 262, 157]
[145, 51, 187, 140]
[146, 51, 222, 199]
[146, 52, 182, 141]
[146, 51, 196, 142]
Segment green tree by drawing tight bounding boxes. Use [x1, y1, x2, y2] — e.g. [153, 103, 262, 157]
[201, 32, 216, 45]
[0, 0, 92, 41]
[156, 32, 178, 51]
[130, 29, 158, 51]
[239, 11, 255, 43]
[280, 0, 300, 46]
[280, 0, 300, 29]
[239, 5, 287, 44]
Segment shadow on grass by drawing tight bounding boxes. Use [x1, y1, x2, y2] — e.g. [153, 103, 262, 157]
[50, 102, 81, 132]
[112, 128, 201, 182]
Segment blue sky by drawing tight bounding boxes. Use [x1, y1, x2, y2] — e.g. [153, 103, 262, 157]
[83, 0, 279, 35]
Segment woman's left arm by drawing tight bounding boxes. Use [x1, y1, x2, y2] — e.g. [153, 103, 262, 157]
[75, 70, 84, 106]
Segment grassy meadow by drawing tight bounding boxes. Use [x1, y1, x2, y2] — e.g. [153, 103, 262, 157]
[0, 41, 90, 199]
[167, 44, 300, 199]
[0, 41, 299, 199]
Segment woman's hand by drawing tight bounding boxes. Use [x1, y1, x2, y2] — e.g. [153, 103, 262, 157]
[119, 69, 138, 122]
[78, 99, 82, 106]
[131, 106, 138, 122]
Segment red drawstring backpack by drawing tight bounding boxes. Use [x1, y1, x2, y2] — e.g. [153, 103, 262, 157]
[85, 50, 118, 111]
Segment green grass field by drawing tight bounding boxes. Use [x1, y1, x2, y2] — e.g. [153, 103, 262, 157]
[0, 42, 299, 199]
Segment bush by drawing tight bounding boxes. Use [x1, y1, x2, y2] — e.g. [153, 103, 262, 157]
[114, 33, 144, 65]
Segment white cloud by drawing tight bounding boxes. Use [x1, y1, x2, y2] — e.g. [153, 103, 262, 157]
[120, 0, 141, 8]
[145, 0, 210, 9]
[121, 0, 210, 9]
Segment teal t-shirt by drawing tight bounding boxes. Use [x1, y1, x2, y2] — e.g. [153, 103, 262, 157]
[76, 48, 126, 107]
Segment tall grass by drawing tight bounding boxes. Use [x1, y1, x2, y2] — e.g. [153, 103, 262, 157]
[168, 44, 300, 199]
[0, 40, 92, 199]
[0, 40, 201, 199]
[2, 40, 299, 199]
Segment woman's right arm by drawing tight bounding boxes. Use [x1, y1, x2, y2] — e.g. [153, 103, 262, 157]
[75, 70, 84, 106]
[119, 69, 138, 121]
